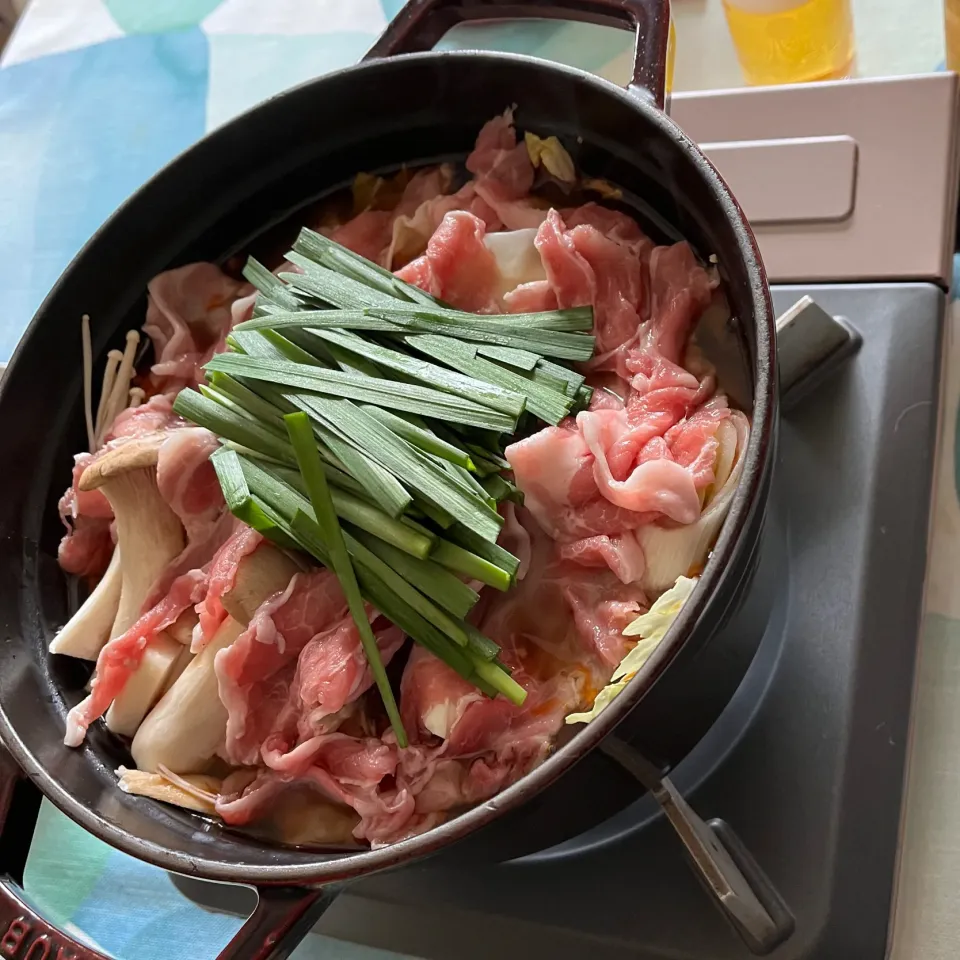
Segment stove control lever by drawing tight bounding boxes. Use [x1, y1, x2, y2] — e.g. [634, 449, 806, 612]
[600, 737, 794, 954]
[776, 295, 861, 409]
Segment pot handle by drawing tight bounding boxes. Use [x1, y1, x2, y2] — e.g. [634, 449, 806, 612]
[366, 0, 671, 107]
[0, 747, 335, 960]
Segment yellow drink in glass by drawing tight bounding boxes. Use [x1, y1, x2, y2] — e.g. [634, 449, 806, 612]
[722, 0, 855, 86]
[946, 0, 960, 73]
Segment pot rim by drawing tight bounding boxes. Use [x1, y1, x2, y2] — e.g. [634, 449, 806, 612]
[0, 48, 776, 885]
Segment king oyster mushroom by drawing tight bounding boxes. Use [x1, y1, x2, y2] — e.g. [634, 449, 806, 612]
[49, 546, 123, 659]
[78, 434, 185, 637]
[131, 543, 301, 774]
[77, 434, 187, 736]
[103, 606, 200, 737]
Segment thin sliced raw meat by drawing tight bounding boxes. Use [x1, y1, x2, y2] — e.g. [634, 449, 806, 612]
[106, 394, 181, 442]
[578, 407, 701, 524]
[499, 502, 532, 580]
[563, 576, 644, 666]
[466, 107, 535, 205]
[648, 242, 716, 364]
[216, 569, 349, 766]
[505, 420, 645, 541]
[57, 515, 113, 578]
[330, 210, 393, 264]
[560, 530, 646, 585]
[264, 619, 405, 751]
[193, 526, 263, 652]
[564, 202, 654, 259]
[466, 107, 544, 230]
[143, 427, 229, 609]
[503, 279, 557, 314]
[335, 165, 478, 268]
[143, 263, 251, 394]
[535, 209, 644, 354]
[157, 427, 223, 538]
[231, 291, 257, 327]
[665, 395, 730, 490]
[396, 211, 502, 313]
[217, 733, 410, 844]
[57, 454, 114, 576]
[64, 568, 209, 746]
[479, 512, 645, 671]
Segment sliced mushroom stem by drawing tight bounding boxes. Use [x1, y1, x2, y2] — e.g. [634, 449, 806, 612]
[161, 644, 195, 695]
[132, 543, 299, 774]
[79, 435, 185, 641]
[50, 547, 122, 660]
[221, 544, 303, 625]
[105, 631, 183, 737]
[131, 616, 243, 774]
[117, 767, 221, 814]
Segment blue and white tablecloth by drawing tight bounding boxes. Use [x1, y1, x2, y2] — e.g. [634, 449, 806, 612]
[0, 0, 637, 364]
[0, 2, 636, 957]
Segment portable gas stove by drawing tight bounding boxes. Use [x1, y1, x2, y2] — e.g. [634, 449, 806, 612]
[171, 72, 960, 959]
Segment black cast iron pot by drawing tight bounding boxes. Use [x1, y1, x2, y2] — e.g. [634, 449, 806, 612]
[0, 1, 777, 957]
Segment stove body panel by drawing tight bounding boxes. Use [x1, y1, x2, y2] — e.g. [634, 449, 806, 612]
[174, 283, 944, 960]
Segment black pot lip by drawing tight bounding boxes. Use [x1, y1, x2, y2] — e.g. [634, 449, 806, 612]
[0, 49, 777, 886]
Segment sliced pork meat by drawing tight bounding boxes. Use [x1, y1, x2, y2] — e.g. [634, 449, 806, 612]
[64, 568, 209, 746]
[331, 165, 495, 268]
[560, 530, 646, 586]
[503, 279, 557, 314]
[264, 619, 405, 752]
[216, 569, 347, 765]
[193, 526, 263, 652]
[143, 263, 251, 395]
[106, 394, 181, 442]
[578, 407, 702, 523]
[57, 454, 114, 576]
[564, 202, 654, 259]
[156, 427, 223, 539]
[535, 208, 645, 355]
[375, 517, 642, 843]
[330, 209, 394, 264]
[212, 567, 405, 772]
[217, 733, 413, 844]
[386, 644, 571, 844]
[384, 165, 489, 268]
[141, 426, 230, 610]
[466, 107, 544, 230]
[57, 514, 114, 578]
[505, 419, 647, 541]
[665, 395, 731, 489]
[396, 211, 502, 313]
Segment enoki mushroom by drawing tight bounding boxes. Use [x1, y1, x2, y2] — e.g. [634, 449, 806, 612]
[81, 318, 143, 451]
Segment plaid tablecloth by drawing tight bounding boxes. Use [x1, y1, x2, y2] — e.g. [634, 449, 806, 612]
[2, 2, 959, 959]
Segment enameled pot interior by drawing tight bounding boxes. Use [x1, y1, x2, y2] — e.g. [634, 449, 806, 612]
[0, 52, 772, 883]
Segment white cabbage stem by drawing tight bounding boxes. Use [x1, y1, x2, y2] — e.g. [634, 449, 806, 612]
[637, 411, 750, 595]
[483, 228, 545, 297]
